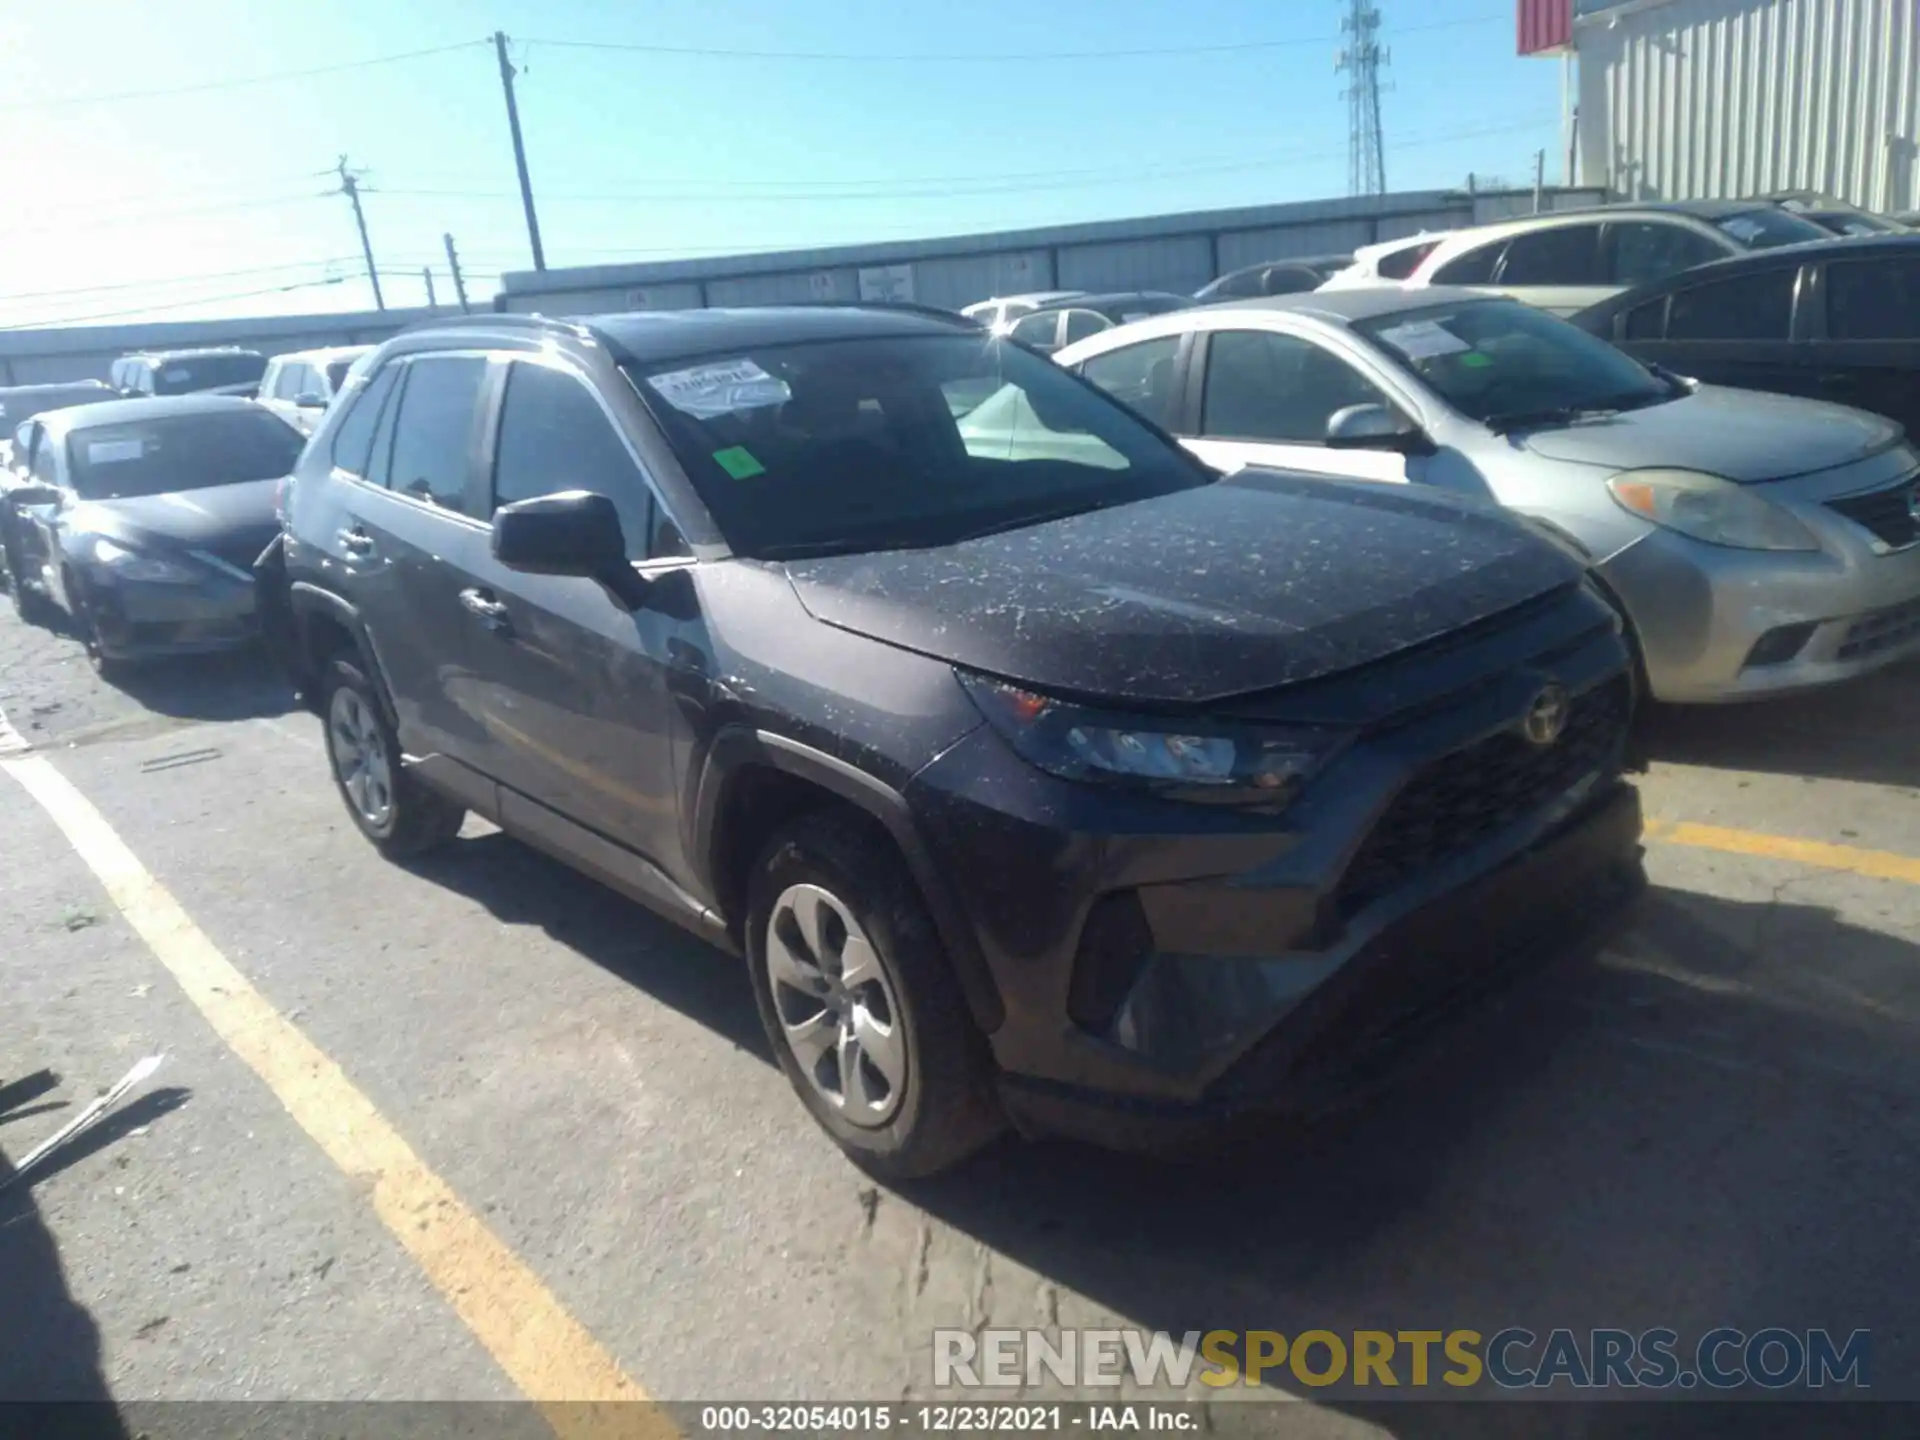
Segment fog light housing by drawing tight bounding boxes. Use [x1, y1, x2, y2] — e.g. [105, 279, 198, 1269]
[1068, 892, 1155, 1037]
[1743, 623, 1817, 669]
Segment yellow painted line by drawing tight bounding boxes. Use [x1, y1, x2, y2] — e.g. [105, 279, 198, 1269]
[1646, 817, 1920, 886]
[3, 753, 673, 1440]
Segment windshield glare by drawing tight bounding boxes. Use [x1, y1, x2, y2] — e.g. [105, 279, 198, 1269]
[627, 333, 1206, 558]
[67, 411, 304, 500]
[1357, 300, 1669, 425]
[1714, 208, 1831, 249]
[150, 354, 267, 395]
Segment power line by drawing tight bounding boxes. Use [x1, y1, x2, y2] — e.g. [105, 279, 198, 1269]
[0, 40, 487, 112]
[8, 193, 330, 236]
[0, 258, 364, 305]
[5, 277, 351, 329]
[517, 13, 1502, 62]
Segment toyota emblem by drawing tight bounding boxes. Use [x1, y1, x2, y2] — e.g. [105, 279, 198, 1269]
[1522, 683, 1570, 747]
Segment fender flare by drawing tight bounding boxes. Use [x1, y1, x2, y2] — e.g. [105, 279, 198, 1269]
[287, 582, 402, 730]
[694, 727, 1005, 1034]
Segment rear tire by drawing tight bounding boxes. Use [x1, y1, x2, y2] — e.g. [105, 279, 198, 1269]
[321, 655, 465, 857]
[746, 810, 1004, 1180]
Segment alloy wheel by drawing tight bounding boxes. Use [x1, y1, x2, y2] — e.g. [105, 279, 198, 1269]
[764, 882, 907, 1128]
[328, 686, 394, 831]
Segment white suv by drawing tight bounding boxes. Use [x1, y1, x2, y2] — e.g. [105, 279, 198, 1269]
[258, 345, 374, 434]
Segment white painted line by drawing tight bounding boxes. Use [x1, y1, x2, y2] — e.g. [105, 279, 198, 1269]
[0, 700, 28, 756]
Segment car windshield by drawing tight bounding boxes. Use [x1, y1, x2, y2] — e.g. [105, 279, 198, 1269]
[1713, 208, 1831, 249]
[148, 353, 267, 395]
[67, 410, 304, 500]
[1355, 299, 1673, 427]
[627, 332, 1209, 558]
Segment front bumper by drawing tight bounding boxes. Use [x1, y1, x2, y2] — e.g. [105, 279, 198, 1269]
[1600, 483, 1920, 704]
[83, 570, 258, 660]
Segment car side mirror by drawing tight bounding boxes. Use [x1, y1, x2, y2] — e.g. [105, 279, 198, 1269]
[294, 392, 326, 409]
[8, 482, 59, 508]
[1325, 403, 1433, 454]
[492, 490, 650, 609]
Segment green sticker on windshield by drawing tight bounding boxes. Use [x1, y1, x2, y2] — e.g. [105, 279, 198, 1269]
[1459, 351, 1493, 368]
[712, 445, 766, 479]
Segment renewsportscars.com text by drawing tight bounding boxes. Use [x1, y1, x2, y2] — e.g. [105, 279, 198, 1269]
[933, 1327, 1871, 1392]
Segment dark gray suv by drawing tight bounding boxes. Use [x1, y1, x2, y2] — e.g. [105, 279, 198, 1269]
[259, 306, 1644, 1176]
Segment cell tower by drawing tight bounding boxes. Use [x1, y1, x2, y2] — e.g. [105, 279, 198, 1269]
[1336, 0, 1389, 196]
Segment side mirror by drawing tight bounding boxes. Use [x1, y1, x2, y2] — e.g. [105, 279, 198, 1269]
[294, 392, 326, 409]
[1325, 403, 1433, 454]
[492, 490, 649, 609]
[7, 482, 59, 508]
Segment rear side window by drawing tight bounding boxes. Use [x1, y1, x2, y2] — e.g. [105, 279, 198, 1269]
[329, 364, 401, 477]
[1667, 270, 1796, 340]
[1376, 241, 1439, 280]
[1623, 297, 1668, 340]
[1079, 336, 1181, 430]
[1496, 225, 1603, 285]
[385, 357, 486, 514]
[1212, 269, 1264, 299]
[492, 361, 669, 560]
[1009, 311, 1061, 348]
[1826, 258, 1920, 340]
[1433, 242, 1503, 285]
[1062, 309, 1110, 345]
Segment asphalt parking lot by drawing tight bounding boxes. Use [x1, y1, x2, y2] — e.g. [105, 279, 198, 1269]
[3, 603, 1919, 1436]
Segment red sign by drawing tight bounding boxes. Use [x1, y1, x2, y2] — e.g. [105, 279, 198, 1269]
[1517, 0, 1572, 54]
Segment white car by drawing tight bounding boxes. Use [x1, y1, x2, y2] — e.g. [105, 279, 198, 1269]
[1316, 233, 1455, 291]
[257, 345, 375, 435]
[959, 291, 1085, 334]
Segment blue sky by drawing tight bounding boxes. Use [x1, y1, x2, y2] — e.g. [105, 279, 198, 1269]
[0, 0, 1564, 326]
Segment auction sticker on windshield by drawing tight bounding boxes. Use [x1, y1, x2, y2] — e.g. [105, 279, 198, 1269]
[87, 439, 145, 464]
[1376, 319, 1471, 360]
[647, 358, 792, 420]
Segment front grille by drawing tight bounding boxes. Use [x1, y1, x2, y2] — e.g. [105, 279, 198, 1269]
[1334, 679, 1630, 918]
[1838, 594, 1920, 661]
[1826, 477, 1920, 550]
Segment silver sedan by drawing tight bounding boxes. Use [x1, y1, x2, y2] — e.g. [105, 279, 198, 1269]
[1056, 288, 1920, 703]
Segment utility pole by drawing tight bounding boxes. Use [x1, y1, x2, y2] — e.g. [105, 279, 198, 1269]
[1336, 0, 1389, 197]
[423, 267, 438, 309]
[1533, 148, 1547, 212]
[334, 155, 385, 311]
[494, 31, 547, 271]
[443, 233, 472, 313]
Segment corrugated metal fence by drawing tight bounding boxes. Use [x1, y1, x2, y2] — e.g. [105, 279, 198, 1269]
[1579, 0, 1919, 210]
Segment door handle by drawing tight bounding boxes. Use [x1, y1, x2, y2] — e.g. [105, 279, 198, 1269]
[458, 587, 511, 630]
[336, 526, 375, 556]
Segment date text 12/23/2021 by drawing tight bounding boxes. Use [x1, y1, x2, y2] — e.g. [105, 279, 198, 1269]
[698, 1407, 1195, 1432]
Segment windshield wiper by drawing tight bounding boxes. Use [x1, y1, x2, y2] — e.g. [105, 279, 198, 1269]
[1484, 389, 1671, 434]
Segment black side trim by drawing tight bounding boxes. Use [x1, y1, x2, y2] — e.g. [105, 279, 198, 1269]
[693, 728, 1006, 1033]
[286, 582, 401, 732]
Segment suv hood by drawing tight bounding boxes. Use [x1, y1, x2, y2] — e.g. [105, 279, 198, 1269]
[782, 471, 1580, 706]
[1521, 386, 1902, 482]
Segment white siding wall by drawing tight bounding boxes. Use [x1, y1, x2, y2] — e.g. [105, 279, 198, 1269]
[1580, 0, 1920, 210]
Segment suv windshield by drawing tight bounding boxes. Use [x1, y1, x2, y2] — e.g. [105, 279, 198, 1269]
[148, 353, 268, 395]
[1356, 299, 1673, 428]
[1713, 208, 1830, 249]
[67, 410, 304, 500]
[626, 332, 1208, 558]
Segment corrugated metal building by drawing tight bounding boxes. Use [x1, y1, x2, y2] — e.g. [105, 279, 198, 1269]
[498, 186, 1608, 315]
[1521, 0, 1920, 212]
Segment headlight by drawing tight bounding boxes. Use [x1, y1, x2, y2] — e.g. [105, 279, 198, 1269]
[958, 673, 1345, 809]
[1606, 469, 1820, 552]
[92, 537, 200, 584]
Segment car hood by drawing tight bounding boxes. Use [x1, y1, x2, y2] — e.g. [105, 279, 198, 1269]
[70, 478, 282, 564]
[1520, 386, 1903, 482]
[782, 471, 1580, 706]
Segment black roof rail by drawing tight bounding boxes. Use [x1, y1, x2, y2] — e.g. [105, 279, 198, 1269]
[396, 311, 594, 339]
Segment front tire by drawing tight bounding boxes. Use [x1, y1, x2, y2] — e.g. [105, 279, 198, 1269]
[747, 810, 1003, 1180]
[321, 656, 465, 856]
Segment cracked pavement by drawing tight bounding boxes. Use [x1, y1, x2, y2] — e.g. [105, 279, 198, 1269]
[3, 603, 1920, 1432]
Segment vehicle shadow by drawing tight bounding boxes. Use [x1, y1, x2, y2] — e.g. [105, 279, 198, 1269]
[893, 883, 1919, 1425]
[0, 1081, 131, 1436]
[400, 829, 772, 1063]
[107, 648, 296, 724]
[1639, 659, 1920, 788]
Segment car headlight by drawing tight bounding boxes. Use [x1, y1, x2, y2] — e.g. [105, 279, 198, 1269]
[958, 673, 1345, 809]
[1606, 469, 1820, 552]
[92, 537, 201, 584]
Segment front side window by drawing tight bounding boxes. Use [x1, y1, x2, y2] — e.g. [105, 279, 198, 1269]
[1496, 225, 1603, 285]
[1666, 270, 1795, 340]
[385, 357, 485, 514]
[493, 362, 674, 560]
[1826, 258, 1920, 341]
[66, 411, 303, 500]
[1061, 309, 1111, 344]
[1610, 222, 1726, 285]
[1200, 329, 1391, 443]
[329, 364, 401, 477]
[31, 429, 58, 485]
[1009, 311, 1062, 349]
[1355, 299, 1671, 427]
[628, 333, 1206, 558]
[1714, 208, 1830, 250]
[1623, 297, 1669, 340]
[1079, 336, 1181, 430]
